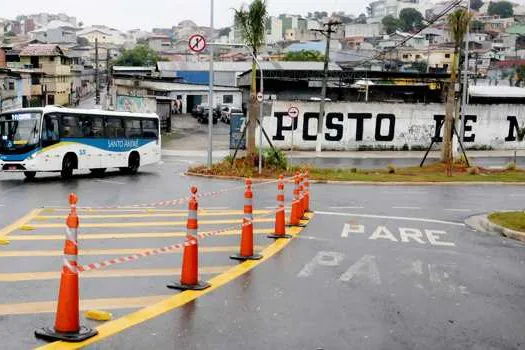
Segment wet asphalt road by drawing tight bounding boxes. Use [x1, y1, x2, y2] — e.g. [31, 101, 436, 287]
[0, 158, 524, 349]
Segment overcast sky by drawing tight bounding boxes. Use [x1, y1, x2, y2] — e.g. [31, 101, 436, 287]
[1, 0, 370, 31]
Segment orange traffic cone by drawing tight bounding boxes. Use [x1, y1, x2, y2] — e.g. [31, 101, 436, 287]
[298, 173, 308, 220]
[168, 186, 210, 291]
[287, 173, 306, 227]
[35, 193, 98, 342]
[268, 175, 291, 239]
[231, 178, 263, 261]
[303, 171, 312, 213]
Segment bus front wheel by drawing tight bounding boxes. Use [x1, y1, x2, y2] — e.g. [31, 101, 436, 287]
[24, 171, 36, 180]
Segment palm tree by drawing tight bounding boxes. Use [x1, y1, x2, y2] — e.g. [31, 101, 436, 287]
[234, 0, 268, 155]
[442, 8, 472, 169]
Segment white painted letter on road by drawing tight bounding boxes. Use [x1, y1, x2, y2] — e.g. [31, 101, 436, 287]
[425, 230, 455, 247]
[341, 223, 365, 237]
[369, 226, 398, 242]
[297, 251, 344, 278]
[399, 228, 425, 244]
[339, 255, 381, 285]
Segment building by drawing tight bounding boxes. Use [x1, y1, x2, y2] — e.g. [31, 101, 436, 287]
[19, 44, 72, 106]
[157, 61, 252, 87]
[0, 69, 23, 111]
[147, 34, 172, 52]
[345, 23, 383, 38]
[368, 0, 434, 23]
[266, 17, 283, 44]
[77, 26, 128, 46]
[29, 20, 77, 44]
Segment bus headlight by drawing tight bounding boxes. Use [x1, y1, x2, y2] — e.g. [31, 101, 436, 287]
[28, 153, 37, 160]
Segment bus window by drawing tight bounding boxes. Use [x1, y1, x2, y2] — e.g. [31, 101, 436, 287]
[142, 119, 158, 138]
[81, 116, 104, 138]
[61, 115, 83, 138]
[42, 114, 60, 146]
[125, 119, 142, 138]
[105, 118, 124, 138]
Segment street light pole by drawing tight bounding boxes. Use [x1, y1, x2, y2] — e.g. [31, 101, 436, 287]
[207, 0, 214, 169]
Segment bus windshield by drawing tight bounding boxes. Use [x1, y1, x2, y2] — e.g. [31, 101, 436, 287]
[0, 112, 41, 153]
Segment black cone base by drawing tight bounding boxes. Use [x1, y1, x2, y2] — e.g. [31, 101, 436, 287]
[286, 222, 306, 228]
[167, 281, 210, 291]
[230, 253, 263, 261]
[35, 326, 98, 342]
[267, 233, 292, 239]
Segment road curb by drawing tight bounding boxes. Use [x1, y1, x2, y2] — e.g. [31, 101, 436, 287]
[184, 172, 525, 186]
[467, 213, 525, 243]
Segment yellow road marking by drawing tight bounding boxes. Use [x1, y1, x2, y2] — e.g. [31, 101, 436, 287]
[38, 223, 307, 350]
[0, 266, 230, 282]
[0, 295, 172, 316]
[0, 208, 42, 237]
[0, 246, 265, 257]
[8, 229, 275, 241]
[35, 210, 271, 220]
[29, 218, 274, 229]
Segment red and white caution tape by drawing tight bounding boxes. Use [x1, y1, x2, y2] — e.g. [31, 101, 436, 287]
[50, 176, 294, 211]
[76, 207, 286, 273]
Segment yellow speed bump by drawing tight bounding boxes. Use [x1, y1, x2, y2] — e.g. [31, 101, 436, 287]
[0, 237, 9, 245]
[84, 310, 112, 321]
[43, 208, 55, 214]
[19, 225, 36, 231]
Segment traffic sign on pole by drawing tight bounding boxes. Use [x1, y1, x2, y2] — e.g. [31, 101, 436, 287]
[256, 92, 263, 103]
[288, 106, 299, 118]
[188, 34, 206, 53]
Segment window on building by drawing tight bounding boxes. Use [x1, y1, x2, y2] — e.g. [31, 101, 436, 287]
[125, 119, 142, 138]
[445, 53, 450, 58]
[50, 56, 55, 62]
[416, 55, 421, 59]
[31, 75, 41, 85]
[81, 116, 104, 137]
[402, 54, 409, 59]
[142, 119, 158, 138]
[105, 118, 124, 138]
[8, 82, 14, 90]
[60, 115, 83, 138]
[223, 94, 233, 104]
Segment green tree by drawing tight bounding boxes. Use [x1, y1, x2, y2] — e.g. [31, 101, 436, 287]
[113, 45, 166, 66]
[76, 37, 89, 46]
[382, 15, 401, 34]
[283, 50, 325, 61]
[234, 0, 268, 155]
[470, 20, 484, 32]
[442, 9, 472, 167]
[470, 0, 484, 11]
[399, 8, 424, 32]
[412, 61, 428, 73]
[356, 13, 367, 24]
[218, 27, 231, 37]
[488, 1, 513, 18]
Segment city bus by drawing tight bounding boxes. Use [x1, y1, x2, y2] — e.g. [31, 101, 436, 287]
[0, 106, 161, 179]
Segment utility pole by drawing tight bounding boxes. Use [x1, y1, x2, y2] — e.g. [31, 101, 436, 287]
[95, 38, 100, 105]
[311, 20, 341, 154]
[207, 0, 214, 169]
[459, 0, 471, 147]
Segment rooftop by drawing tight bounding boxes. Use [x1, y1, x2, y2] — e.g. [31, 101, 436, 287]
[20, 44, 64, 57]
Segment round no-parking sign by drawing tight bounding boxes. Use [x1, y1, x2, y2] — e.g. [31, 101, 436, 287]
[288, 106, 299, 118]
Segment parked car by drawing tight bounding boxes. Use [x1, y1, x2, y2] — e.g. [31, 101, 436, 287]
[197, 105, 219, 124]
[220, 106, 242, 124]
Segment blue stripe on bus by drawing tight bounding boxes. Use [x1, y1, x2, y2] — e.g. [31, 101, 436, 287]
[0, 138, 155, 162]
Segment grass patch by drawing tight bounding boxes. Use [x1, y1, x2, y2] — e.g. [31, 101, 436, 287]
[488, 212, 525, 232]
[188, 157, 525, 183]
